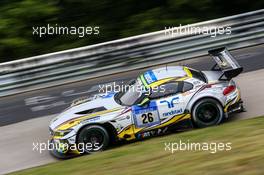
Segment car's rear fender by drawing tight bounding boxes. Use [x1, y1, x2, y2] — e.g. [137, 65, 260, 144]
[185, 89, 225, 113]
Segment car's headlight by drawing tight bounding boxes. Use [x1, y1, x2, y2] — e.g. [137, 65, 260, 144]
[49, 127, 54, 135]
[54, 129, 73, 137]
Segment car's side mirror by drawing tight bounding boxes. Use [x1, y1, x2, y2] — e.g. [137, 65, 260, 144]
[138, 97, 150, 106]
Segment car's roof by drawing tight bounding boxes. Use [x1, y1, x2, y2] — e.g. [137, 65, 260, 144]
[141, 66, 189, 85]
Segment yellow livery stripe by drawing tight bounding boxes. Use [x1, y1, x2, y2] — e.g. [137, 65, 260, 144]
[184, 67, 193, 78]
[56, 107, 122, 131]
[117, 125, 142, 140]
[149, 78, 174, 88]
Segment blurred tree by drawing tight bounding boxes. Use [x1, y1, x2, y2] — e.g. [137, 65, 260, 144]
[0, 0, 263, 62]
[0, 0, 59, 62]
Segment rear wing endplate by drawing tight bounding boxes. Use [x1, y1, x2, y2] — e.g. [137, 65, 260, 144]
[208, 47, 243, 80]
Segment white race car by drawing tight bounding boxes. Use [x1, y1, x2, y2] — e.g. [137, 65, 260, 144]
[49, 47, 244, 158]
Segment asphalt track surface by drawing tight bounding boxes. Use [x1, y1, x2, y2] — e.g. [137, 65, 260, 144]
[0, 44, 264, 174]
[1, 45, 264, 127]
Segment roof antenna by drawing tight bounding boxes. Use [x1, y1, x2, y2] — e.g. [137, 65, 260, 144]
[166, 64, 168, 71]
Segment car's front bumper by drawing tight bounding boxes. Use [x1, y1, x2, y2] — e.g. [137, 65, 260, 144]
[49, 139, 82, 159]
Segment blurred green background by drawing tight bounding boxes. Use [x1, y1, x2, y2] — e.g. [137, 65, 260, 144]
[0, 0, 263, 62]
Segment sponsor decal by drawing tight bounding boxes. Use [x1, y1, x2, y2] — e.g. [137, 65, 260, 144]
[144, 70, 157, 84]
[163, 108, 183, 117]
[160, 97, 180, 108]
[116, 115, 130, 121]
[136, 127, 169, 139]
[81, 116, 100, 124]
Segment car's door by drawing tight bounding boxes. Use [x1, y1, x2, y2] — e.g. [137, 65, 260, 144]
[156, 81, 195, 121]
[133, 81, 194, 126]
[131, 81, 194, 136]
[152, 82, 186, 121]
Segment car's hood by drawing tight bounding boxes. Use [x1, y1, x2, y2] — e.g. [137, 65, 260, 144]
[49, 92, 122, 130]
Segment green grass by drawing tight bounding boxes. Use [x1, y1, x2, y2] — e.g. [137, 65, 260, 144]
[11, 117, 264, 175]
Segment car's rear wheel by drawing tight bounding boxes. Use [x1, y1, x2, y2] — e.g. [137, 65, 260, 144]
[77, 125, 109, 153]
[192, 98, 224, 128]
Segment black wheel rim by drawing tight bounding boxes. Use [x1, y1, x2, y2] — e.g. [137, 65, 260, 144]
[81, 129, 105, 151]
[195, 102, 220, 124]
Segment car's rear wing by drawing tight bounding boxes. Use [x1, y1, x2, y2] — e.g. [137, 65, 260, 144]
[208, 47, 243, 80]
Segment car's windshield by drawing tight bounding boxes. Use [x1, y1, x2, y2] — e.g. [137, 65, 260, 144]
[114, 78, 146, 106]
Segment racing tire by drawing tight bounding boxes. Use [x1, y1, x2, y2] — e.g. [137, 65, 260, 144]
[192, 98, 224, 128]
[77, 125, 109, 154]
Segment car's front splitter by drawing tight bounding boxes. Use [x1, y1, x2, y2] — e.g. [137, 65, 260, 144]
[49, 139, 82, 159]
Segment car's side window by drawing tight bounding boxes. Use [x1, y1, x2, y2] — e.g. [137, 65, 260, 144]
[182, 82, 193, 92]
[149, 82, 182, 99]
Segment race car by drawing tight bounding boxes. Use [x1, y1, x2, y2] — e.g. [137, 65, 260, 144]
[49, 47, 244, 158]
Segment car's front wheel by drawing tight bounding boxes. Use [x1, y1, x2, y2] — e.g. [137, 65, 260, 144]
[77, 125, 109, 153]
[192, 98, 224, 128]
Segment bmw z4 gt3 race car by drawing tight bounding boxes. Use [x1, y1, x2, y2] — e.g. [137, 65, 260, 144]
[49, 47, 244, 158]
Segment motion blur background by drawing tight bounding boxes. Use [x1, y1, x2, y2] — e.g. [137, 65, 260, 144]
[0, 0, 264, 63]
[0, 1, 264, 174]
